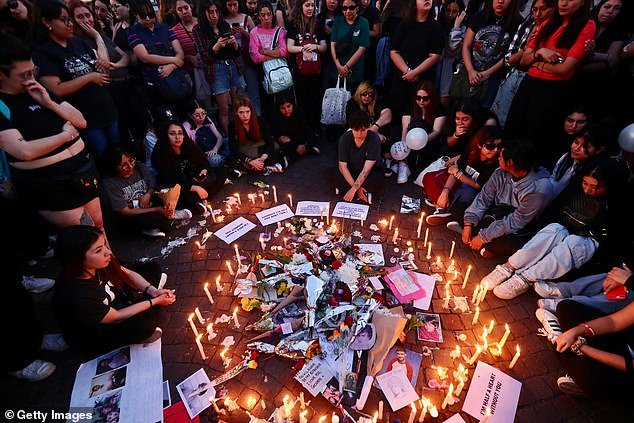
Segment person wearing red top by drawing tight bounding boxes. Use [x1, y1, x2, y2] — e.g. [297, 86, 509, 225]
[504, 0, 595, 167]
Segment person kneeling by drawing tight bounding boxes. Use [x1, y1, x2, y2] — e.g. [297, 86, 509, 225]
[323, 110, 384, 203]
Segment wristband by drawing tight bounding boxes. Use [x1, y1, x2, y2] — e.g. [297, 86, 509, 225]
[148, 298, 153, 307]
[579, 323, 596, 338]
[143, 285, 152, 295]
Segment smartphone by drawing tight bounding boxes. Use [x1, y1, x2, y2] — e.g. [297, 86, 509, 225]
[231, 22, 241, 28]
[606, 285, 627, 300]
[221, 32, 232, 39]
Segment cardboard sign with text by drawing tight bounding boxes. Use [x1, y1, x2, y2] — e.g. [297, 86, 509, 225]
[462, 361, 521, 422]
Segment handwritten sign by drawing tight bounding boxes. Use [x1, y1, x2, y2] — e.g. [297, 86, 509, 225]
[214, 217, 256, 244]
[296, 201, 330, 217]
[463, 362, 521, 423]
[294, 356, 335, 397]
[332, 202, 369, 221]
[255, 204, 295, 226]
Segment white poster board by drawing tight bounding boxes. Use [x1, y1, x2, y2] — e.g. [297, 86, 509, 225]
[332, 202, 369, 221]
[176, 368, 214, 419]
[214, 216, 256, 244]
[68, 340, 163, 423]
[376, 367, 419, 412]
[294, 356, 335, 397]
[410, 272, 436, 311]
[255, 204, 295, 226]
[462, 361, 522, 422]
[295, 201, 330, 217]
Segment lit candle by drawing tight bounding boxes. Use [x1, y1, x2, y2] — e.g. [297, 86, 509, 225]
[477, 282, 488, 306]
[449, 241, 456, 259]
[453, 269, 458, 280]
[288, 193, 293, 208]
[436, 256, 441, 266]
[331, 413, 339, 423]
[450, 345, 461, 360]
[480, 407, 492, 423]
[482, 327, 488, 350]
[206, 323, 216, 339]
[498, 323, 511, 350]
[472, 306, 480, 325]
[326, 212, 330, 225]
[259, 193, 265, 203]
[407, 403, 417, 423]
[220, 347, 231, 368]
[488, 319, 495, 333]
[373, 411, 379, 423]
[234, 244, 242, 269]
[215, 275, 222, 292]
[426, 242, 432, 259]
[195, 333, 207, 360]
[318, 416, 327, 423]
[441, 383, 454, 409]
[299, 392, 305, 409]
[423, 228, 429, 247]
[462, 265, 472, 289]
[246, 396, 257, 409]
[443, 286, 451, 309]
[388, 215, 395, 230]
[392, 227, 399, 244]
[299, 410, 308, 423]
[259, 237, 266, 251]
[248, 193, 257, 204]
[194, 307, 205, 325]
[204, 283, 214, 304]
[273, 185, 278, 203]
[418, 398, 427, 422]
[232, 306, 240, 328]
[320, 206, 324, 220]
[195, 240, 203, 250]
[188, 313, 199, 336]
[454, 376, 465, 396]
[360, 218, 364, 227]
[378, 401, 383, 421]
[211, 206, 217, 223]
[226, 260, 234, 276]
[509, 344, 521, 368]
[226, 204, 232, 213]
[417, 212, 424, 238]
[471, 285, 480, 304]
[429, 405, 438, 418]
[283, 237, 288, 247]
[234, 193, 241, 205]
[467, 344, 482, 365]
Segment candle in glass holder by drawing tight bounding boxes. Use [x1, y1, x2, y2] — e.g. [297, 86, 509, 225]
[203, 283, 215, 304]
[441, 384, 454, 409]
[195, 333, 207, 360]
[188, 313, 199, 336]
[194, 307, 205, 324]
[226, 261, 234, 276]
[426, 242, 432, 259]
[509, 345, 521, 368]
[462, 265, 472, 289]
[423, 228, 429, 247]
[273, 185, 278, 203]
[467, 344, 482, 365]
[388, 215, 395, 230]
[449, 241, 456, 259]
[288, 193, 293, 208]
[232, 307, 240, 328]
[498, 323, 511, 349]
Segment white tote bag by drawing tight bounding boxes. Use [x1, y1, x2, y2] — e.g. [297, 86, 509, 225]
[320, 76, 351, 125]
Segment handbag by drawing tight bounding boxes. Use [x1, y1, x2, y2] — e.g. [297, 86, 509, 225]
[320, 76, 351, 125]
[422, 169, 457, 204]
[296, 34, 321, 76]
[448, 64, 491, 101]
[413, 156, 450, 187]
[262, 27, 293, 94]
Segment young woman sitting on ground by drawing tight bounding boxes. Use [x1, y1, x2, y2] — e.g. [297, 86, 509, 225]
[183, 100, 228, 168]
[269, 96, 320, 165]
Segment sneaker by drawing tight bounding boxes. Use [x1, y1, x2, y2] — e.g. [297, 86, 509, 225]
[9, 360, 56, 381]
[481, 264, 514, 291]
[424, 198, 436, 208]
[480, 248, 496, 259]
[142, 229, 166, 238]
[534, 281, 564, 298]
[557, 375, 586, 396]
[535, 308, 563, 340]
[426, 211, 452, 226]
[391, 163, 399, 174]
[493, 274, 531, 299]
[41, 334, 68, 352]
[384, 157, 392, 170]
[384, 165, 394, 178]
[311, 146, 321, 155]
[21, 276, 55, 294]
[265, 163, 284, 174]
[173, 209, 193, 220]
[39, 246, 55, 260]
[537, 298, 562, 314]
[446, 221, 463, 234]
[142, 327, 163, 344]
[397, 162, 411, 184]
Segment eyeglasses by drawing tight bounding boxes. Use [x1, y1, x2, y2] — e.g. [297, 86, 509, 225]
[483, 143, 502, 151]
[360, 91, 374, 98]
[416, 95, 430, 102]
[341, 5, 357, 11]
[119, 157, 136, 170]
[17, 66, 39, 81]
[193, 111, 207, 118]
[54, 16, 73, 26]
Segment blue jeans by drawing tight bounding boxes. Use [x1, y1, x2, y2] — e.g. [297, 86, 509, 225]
[491, 69, 526, 127]
[556, 273, 634, 315]
[508, 223, 598, 282]
[211, 60, 246, 96]
[80, 120, 119, 159]
[207, 137, 230, 168]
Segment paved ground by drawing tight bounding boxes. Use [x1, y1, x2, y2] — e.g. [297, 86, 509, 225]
[1, 142, 633, 423]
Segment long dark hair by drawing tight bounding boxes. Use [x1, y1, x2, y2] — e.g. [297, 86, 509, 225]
[404, 0, 437, 24]
[535, 0, 592, 50]
[477, 0, 520, 34]
[443, 99, 484, 138]
[553, 124, 610, 181]
[198, 0, 225, 31]
[290, 0, 318, 34]
[411, 80, 439, 127]
[466, 125, 503, 166]
[55, 225, 135, 290]
[32, 0, 69, 43]
[438, 0, 466, 33]
[153, 121, 207, 167]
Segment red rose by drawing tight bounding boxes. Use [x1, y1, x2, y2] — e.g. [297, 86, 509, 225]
[332, 260, 342, 270]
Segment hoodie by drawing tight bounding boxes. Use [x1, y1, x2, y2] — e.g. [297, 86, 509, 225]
[464, 167, 553, 244]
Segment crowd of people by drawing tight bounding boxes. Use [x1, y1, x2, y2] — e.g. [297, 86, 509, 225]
[1, 0, 633, 400]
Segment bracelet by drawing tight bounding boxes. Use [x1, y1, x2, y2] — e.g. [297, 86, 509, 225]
[373, 123, 381, 130]
[143, 285, 152, 295]
[148, 298, 153, 307]
[579, 323, 596, 337]
[571, 336, 587, 356]
[442, 187, 451, 191]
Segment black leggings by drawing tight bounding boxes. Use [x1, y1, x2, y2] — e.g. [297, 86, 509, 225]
[556, 300, 634, 398]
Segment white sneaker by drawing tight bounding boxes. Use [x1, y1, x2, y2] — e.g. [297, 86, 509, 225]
[557, 375, 586, 396]
[9, 360, 56, 382]
[537, 298, 562, 314]
[493, 274, 531, 299]
[481, 265, 514, 291]
[534, 281, 564, 298]
[535, 308, 563, 340]
[142, 229, 166, 238]
[21, 276, 55, 294]
[390, 163, 399, 173]
[424, 198, 436, 208]
[41, 333, 69, 352]
[173, 209, 193, 220]
[446, 221, 463, 234]
[397, 162, 410, 184]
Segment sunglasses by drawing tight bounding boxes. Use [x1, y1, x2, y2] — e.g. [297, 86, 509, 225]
[341, 5, 357, 11]
[483, 143, 502, 151]
[361, 91, 374, 98]
[416, 95, 430, 102]
[138, 12, 156, 20]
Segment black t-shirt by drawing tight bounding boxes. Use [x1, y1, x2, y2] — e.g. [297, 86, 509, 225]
[33, 38, 118, 129]
[338, 130, 381, 176]
[361, 6, 380, 31]
[595, 23, 628, 53]
[390, 20, 444, 81]
[467, 11, 521, 72]
[0, 92, 74, 163]
[456, 150, 498, 186]
[113, 24, 132, 51]
[345, 98, 389, 125]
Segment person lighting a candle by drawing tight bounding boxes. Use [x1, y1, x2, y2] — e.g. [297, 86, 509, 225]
[323, 111, 385, 204]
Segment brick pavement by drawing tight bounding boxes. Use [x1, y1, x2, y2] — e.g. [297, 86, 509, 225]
[1, 144, 632, 423]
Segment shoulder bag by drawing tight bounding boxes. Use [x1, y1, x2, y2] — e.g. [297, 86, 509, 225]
[262, 27, 293, 94]
[320, 76, 351, 125]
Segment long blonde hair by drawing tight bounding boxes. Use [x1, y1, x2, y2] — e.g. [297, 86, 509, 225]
[353, 81, 376, 118]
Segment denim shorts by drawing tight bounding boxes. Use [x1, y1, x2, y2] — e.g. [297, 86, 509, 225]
[212, 60, 246, 95]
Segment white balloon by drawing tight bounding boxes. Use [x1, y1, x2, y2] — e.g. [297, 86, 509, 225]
[405, 127, 429, 150]
[390, 141, 410, 161]
[618, 123, 634, 153]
